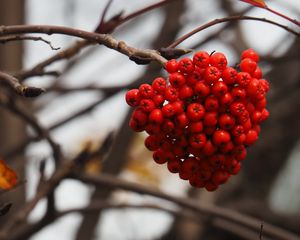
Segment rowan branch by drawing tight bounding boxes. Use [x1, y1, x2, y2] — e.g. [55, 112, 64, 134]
[0, 71, 44, 97]
[167, 15, 300, 48]
[0, 35, 60, 50]
[15, 0, 176, 80]
[0, 134, 113, 240]
[73, 172, 300, 240]
[0, 97, 61, 165]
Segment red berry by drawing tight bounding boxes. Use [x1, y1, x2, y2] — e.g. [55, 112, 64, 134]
[189, 133, 207, 149]
[140, 99, 155, 113]
[241, 48, 259, 62]
[152, 94, 164, 107]
[162, 103, 176, 117]
[219, 113, 235, 130]
[212, 170, 229, 185]
[204, 66, 221, 84]
[162, 120, 175, 133]
[230, 102, 245, 116]
[210, 52, 228, 70]
[245, 129, 258, 145]
[165, 59, 179, 73]
[145, 123, 161, 135]
[149, 109, 164, 124]
[204, 96, 219, 112]
[219, 92, 233, 106]
[222, 67, 237, 85]
[202, 140, 216, 156]
[193, 51, 210, 68]
[205, 182, 218, 191]
[176, 113, 189, 128]
[211, 81, 228, 97]
[172, 101, 184, 114]
[144, 135, 160, 151]
[203, 112, 218, 127]
[125, 89, 140, 107]
[186, 103, 205, 121]
[167, 158, 181, 173]
[178, 58, 194, 74]
[240, 58, 257, 74]
[164, 86, 178, 102]
[209, 154, 225, 169]
[261, 108, 269, 121]
[231, 87, 246, 101]
[169, 72, 186, 88]
[188, 121, 203, 133]
[181, 157, 199, 176]
[194, 81, 210, 98]
[237, 72, 251, 87]
[153, 149, 168, 164]
[152, 77, 167, 93]
[212, 130, 231, 145]
[252, 67, 262, 79]
[260, 79, 270, 92]
[139, 84, 154, 98]
[132, 108, 148, 125]
[179, 85, 194, 100]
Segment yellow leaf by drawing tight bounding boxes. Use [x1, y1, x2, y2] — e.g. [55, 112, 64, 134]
[0, 160, 18, 190]
[239, 0, 267, 8]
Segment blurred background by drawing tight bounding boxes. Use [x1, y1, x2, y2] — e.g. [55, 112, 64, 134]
[0, 0, 299, 239]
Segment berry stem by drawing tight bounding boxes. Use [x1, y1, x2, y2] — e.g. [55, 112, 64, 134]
[167, 15, 300, 48]
[265, 6, 300, 27]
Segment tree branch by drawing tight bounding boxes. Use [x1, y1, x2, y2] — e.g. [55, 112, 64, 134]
[167, 15, 300, 48]
[0, 71, 44, 97]
[0, 35, 60, 50]
[73, 172, 300, 240]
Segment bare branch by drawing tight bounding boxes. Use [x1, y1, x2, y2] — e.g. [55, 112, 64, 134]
[0, 71, 44, 97]
[0, 35, 60, 50]
[0, 98, 61, 165]
[74, 172, 300, 240]
[167, 15, 300, 48]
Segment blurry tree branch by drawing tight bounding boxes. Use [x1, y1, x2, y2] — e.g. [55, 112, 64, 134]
[0, 71, 44, 97]
[13, 0, 177, 81]
[0, 35, 60, 50]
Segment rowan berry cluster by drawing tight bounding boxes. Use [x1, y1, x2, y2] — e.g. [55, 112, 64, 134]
[125, 49, 269, 191]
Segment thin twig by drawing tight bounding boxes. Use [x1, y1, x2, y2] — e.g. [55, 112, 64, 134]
[3, 81, 140, 160]
[0, 35, 60, 50]
[0, 98, 61, 165]
[0, 71, 44, 97]
[265, 6, 300, 27]
[0, 25, 167, 65]
[167, 15, 300, 48]
[0, 135, 113, 240]
[15, 0, 175, 80]
[260, 222, 264, 240]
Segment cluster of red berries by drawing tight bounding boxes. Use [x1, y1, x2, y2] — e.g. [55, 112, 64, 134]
[125, 49, 269, 191]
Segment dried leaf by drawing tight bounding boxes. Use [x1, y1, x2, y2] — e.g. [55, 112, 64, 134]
[0, 160, 18, 190]
[239, 0, 267, 8]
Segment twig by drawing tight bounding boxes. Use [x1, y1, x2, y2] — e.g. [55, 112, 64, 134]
[265, 6, 300, 27]
[260, 222, 264, 240]
[3, 81, 140, 160]
[0, 98, 61, 165]
[73, 172, 300, 240]
[0, 134, 113, 240]
[0, 35, 60, 50]
[16, 0, 175, 80]
[0, 25, 167, 65]
[0, 71, 44, 97]
[167, 15, 300, 48]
